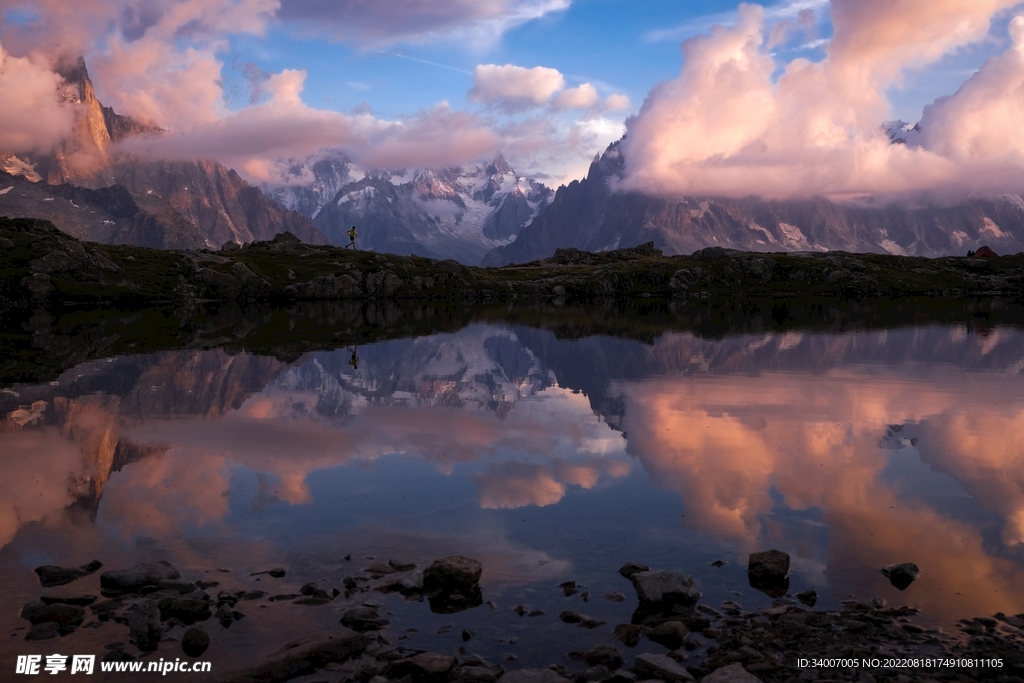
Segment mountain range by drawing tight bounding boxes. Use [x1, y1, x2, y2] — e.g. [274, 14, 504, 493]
[266, 154, 553, 264]
[482, 139, 1024, 265]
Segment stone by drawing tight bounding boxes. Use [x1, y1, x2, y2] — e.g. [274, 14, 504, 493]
[128, 600, 162, 651]
[881, 563, 920, 591]
[630, 570, 701, 606]
[159, 597, 212, 624]
[614, 623, 644, 647]
[25, 622, 61, 640]
[34, 560, 103, 587]
[500, 669, 572, 683]
[423, 556, 483, 590]
[250, 567, 286, 578]
[559, 610, 604, 628]
[452, 664, 499, 683]
[40, 595, 97, 606]
[747, 550, 790, 597]
[387, 652, 456, 678]
[649, 621, 689, 650]
[389, 559, 417, 572]
[618, 562, 650, 579]
[182, 625, 211, 657]
[604, 592, 626, 602]
[577, 665, 611, 681]
[796, 590, 818, 607]
[215, 605, 237, 628]
[632, 653, 695, 682]
[101, 561, 180, 594]
[340, 606, 389, 632]
[701, 663, 765, 683]
[20, 601, 86, 634]
[200, 632, 371, 683]
[568, 644, 624, 670]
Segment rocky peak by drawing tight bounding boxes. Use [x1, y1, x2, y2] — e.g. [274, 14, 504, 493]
[485, 154, 514, 177]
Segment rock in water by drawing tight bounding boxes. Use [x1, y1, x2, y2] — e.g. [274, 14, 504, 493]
[633, 652, 695, 682]
[881, 562, 920, 590]
[340, 606, 389, 632]
[128, 600, 162, 651]
[628, 570, 701, 607]
[648, 620, 689, 650]
[101, 561, 180, 594]
[34, 560, 103, 587]
[424, 556, 483, 591]
[702, 663, 765, 683]
[617, 562, 650, 579]
[500, 669, 571, 683]
[181, 625, 210, 657]
[567, 645, 624, 670]
[20, 602, 85, 634]
[796, 590, 818, 607]
[747, 550, 790, 597]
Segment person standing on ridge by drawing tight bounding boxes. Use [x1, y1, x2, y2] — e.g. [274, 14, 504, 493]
[346, 225, 357, 250]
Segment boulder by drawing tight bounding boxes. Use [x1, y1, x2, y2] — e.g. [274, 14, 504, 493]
[648, 620, 689, 650]
[101, 561, 180, 594]
[340, 606, 389, 632]
[614, 623, 643, 647]
[567, 645, 624, 670]
[181, 625, 210, 657]
[701, 663, 765, 683]
[158, 596, 212, 624]
[881, 562, 920, 591]
[20, 601, 85, 634]
[387, 652, 456, 679]
[199, 632, 371, 683]
[633, 653, 695, 682]
[796, 590, 818, 607]
[617, 562, 650, 579]
[128, 600, 162, 650]
[629, 570, 701, 606]
[34, 560, 102, 587]
[747, 550, 790, 597]
[423, 556, 482, 591]
[40, 595, 97, 606]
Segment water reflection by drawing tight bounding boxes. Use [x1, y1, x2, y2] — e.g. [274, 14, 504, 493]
[2, 318, 1024, 648]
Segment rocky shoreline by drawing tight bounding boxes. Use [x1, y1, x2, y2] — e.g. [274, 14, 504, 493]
[2, 217, 1024, 315]
[16, 552, 1024, 683]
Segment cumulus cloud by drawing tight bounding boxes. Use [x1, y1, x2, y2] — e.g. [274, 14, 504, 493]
[469, 63, 566, 111]
[603, 93, 631, 111]
[0, 42, 74, 152]
[620, 0, 1024, 201]
[552, 82, 600, 110]
[276, 0, 570, 48]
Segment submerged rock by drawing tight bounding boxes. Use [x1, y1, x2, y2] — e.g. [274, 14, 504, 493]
[424, 556, 483, 591]
[648, 620, 689, 650]
[181, 625, 210, 657]
[34, 560, 103, 587]
[558, 610, 604, 628]
[20, 601, 86, 634]
[340, 606, 389, 632]
[881, 562, 920, 590]
[101, 561, 180, 594]
[127, 600, 162, 651]
[632, 652, 694, 682]
[567, 644, 624, 670]
[617, 562, 650, 579]
[796, 590, 818, 607]
[628, 570, 701, 607]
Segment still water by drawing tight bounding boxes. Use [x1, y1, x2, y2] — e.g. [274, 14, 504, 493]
[2, 303, 1024, 673]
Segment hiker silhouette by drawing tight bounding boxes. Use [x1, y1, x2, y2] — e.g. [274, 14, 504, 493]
[346, 226, 357, 250]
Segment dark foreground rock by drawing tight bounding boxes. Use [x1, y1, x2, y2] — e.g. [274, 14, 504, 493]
[881, 562, 920, 590]
[101, 560, 181, 594]
[33, 560, 102, 587]
[747, 550, 790, 598]
[182, 625, 211, 657]
[203, 631, 371, 683]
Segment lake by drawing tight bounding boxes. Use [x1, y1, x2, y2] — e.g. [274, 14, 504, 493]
[2, 299, 1024, 677]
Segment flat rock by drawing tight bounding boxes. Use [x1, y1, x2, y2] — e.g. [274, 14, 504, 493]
[614, 623, 644, 647]
[182, 625, 210, 657]
[500, 669, 571, 683]
[340, 606, 389, 632]
[633, 653, 695, 682]
[649, 620, 689, 650]
[630, 570, 701, 606]
[202, 631, 372, 683]
[389, 559, 417, 572]
[388, 652, 456, 677]
[568, 644, 624, 669]
[423, 556, 483, 590]
[34, 560, 102, 587]
[881, 563, 920, 591]
[20, 601, 85, 633]
[249, 567, 286, 578]
[25, 622, 61, 641]
[559, 610, 604, 628]
[701, 663, 764, 683]
[39, 595, 98, 606]
[159, 596, 212, 624]
[618, 562, 650, 579]
[101, 561, 180, 594]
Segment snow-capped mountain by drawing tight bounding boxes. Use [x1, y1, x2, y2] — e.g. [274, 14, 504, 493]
[265, 155, 552, 264]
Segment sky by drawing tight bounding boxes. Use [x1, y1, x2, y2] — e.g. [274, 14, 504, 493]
[2, 0, 1024, 199]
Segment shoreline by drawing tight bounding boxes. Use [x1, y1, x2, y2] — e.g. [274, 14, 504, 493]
[2, 217, 1023, 314]
[13, 556, 1024, 683]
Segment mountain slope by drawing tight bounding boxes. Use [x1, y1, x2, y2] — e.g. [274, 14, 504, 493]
[483, 141, 1024, 265]
[270, 155, 552, 263]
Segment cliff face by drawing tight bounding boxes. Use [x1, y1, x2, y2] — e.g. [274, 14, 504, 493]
[2, 57, 326, 249]
[0, 169, 206, 250]
[483, 142, 1024, 265]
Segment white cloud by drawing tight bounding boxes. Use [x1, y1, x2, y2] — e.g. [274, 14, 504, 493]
[552, 82, 600, 110]
[603, 93, 631, 111]
[469, 63, 566, 111]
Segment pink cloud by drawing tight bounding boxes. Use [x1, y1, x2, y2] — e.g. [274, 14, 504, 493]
[619, 1, 1024, 201]
[0, 43, 74, 152]
[552, 82, 600, 110]
[469, 63, 566, 111]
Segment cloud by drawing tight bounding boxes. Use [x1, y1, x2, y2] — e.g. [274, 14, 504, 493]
[469, 63, 566, 111]
[276, 0, 570, 48]
[474, 463, 566, 509]
[603, 93, 631, 112]
[619, 0, 1024, 201]
[0, 42, 74, 152]
[552, 82, 600, 110]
